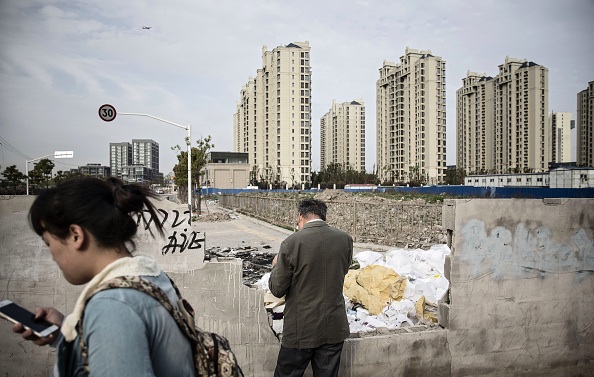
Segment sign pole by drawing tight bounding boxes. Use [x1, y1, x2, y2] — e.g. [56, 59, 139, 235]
[98, 105, 194, 221]
[187, 125, 192, 217]
[26, 151, 73, 195]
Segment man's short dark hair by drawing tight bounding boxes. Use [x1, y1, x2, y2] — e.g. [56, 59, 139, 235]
[298, 199, 327, 221]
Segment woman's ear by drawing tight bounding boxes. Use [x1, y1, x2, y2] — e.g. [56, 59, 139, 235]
[68, 225, 86, 250]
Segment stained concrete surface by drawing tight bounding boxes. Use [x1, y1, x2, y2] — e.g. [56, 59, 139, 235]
[1, 196, 593, 376]
[0, 196, 392, 377]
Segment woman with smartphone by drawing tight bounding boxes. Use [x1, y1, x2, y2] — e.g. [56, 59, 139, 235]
[12, 177, 195, 376]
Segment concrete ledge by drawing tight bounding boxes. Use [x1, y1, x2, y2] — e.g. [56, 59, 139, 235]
[444, 253, 451, 281]
[438, 301, 450, 328]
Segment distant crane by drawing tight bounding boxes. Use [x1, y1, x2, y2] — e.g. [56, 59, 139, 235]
[142, 26, 152, 30]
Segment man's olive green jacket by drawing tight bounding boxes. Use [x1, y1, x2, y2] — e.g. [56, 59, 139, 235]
[269, 220, 353, 348]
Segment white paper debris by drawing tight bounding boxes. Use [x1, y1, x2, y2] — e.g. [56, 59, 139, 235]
[254, 245, 451, 334]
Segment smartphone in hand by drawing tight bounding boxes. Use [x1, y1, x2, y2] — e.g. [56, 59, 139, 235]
[0, 300, 59, 337]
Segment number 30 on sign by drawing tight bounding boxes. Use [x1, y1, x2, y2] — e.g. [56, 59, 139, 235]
[98, 104, 117, 122]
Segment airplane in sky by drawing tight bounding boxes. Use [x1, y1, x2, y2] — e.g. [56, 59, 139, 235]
[142, 26, 152, 30]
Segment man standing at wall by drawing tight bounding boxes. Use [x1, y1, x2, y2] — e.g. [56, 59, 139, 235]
[269, 199, 353, 377]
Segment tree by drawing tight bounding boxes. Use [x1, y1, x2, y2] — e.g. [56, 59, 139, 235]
[249, 166, 260, 187]
[1, 165, 26, 194]
[311, 162, 377, 189]
[381, 164, 393, 185]
[408, 165, 427, 187]
[444, 168, 466, 185]
[52, 170, 85, 185]
[172, 135, 213, 215]
[29, 158, 55, 189]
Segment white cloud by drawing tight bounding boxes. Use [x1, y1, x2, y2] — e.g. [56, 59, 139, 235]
[1, 0, 592, 175]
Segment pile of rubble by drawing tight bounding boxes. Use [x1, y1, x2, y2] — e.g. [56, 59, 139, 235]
[205, 246, 275, 285]
[252, 245, 451, 337]
[198, 212, 233, 222]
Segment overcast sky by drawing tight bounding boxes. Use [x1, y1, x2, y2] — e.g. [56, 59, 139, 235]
[1, 0, 593, 176]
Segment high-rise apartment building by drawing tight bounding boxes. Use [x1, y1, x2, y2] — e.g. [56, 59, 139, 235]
[376, 48, 446, 184]
[456, 72, 496, 174]
[457, 57, 550, 174]
[132, 139, 159, 172]
[109, 139, 159, 182]
[109, 142, 132, 179]
[550, 112, 572, 163]
[234, 41, 312, 185]
[320, 100, 366, 171]
[577, 81, 594, 167]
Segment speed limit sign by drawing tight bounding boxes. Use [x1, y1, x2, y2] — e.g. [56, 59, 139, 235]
[98, 104, 117, 122]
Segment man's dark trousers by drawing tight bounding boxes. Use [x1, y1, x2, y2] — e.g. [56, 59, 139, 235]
[273, 342, 344, 377]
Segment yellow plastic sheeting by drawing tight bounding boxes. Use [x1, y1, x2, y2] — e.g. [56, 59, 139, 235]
[343, 265, 407, 315]
[264, 292, 285, 309]
[415, 295, 438, 323]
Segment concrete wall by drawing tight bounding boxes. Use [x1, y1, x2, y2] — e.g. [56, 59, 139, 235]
[442, 198, 594, 376]
[1, 196, 593, 376]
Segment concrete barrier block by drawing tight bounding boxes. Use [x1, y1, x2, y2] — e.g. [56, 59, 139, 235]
[438, 302, 450, 328]
[442, 199, 457, 230]
[444, 254, 451, 281]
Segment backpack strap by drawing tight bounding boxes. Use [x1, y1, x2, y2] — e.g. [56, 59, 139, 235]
[77, 275, 211, 375]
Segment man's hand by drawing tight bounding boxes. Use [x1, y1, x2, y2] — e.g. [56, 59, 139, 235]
[272, 254, 278, 267]
[12, 307, 63, 346]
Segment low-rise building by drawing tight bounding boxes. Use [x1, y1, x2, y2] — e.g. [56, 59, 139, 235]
[121, 164, 154, 183]
[464, 167, 594, 188]
[77, 163, 111, 178]
[464, 172, 549, 187]
[549, 167, 594, 188]
[204, 151, 250, 189]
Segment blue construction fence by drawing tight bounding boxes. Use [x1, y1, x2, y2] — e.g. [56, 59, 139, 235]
[199, 188, 322, 196]
[199, 185, 594, 199]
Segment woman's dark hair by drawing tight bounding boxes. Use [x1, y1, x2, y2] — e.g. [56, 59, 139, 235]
[297, 199, 327, 221]
[29, 177, 164, 250]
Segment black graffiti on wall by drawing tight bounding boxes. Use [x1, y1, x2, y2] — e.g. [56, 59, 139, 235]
[136, 209, 206, 255]
[162, 229, 205, 255]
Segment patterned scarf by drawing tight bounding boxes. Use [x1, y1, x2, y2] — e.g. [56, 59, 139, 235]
[61, 254, 161, 341]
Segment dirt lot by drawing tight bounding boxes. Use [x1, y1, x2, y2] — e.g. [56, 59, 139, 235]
[222, 190, 447, 249]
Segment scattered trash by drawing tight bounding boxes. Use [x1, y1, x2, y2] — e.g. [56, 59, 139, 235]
[206, 242, 450, 337]
[252, 244, 451, 336]
[207, 246, 275, 286]
[197, 212, 232, 222]
[344, 265, 407, 315]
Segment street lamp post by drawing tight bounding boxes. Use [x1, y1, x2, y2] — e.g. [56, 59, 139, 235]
[26, 151, 74, 195]
[116, 112, 193, 216]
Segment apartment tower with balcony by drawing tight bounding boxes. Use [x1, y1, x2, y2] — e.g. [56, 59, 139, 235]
[456, 57, 550, 174]
[109, 142, 132, 179]
[132, 139, 159, 172]
[550, 112, 572, 163]
[109, 139, 159, 182]
[320, 100, 366, 172]
[234, 41, 312, 185]
[456, 72, 495, 174]
[376, 47, 446, 184]
[577, 81, 594, 167]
